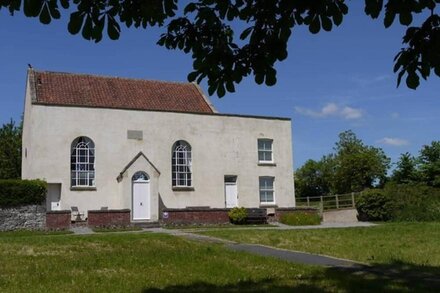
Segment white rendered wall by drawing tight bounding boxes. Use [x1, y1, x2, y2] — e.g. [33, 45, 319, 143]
[22, 86, 295, 220]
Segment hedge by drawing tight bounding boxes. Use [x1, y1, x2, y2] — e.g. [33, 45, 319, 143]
[356, 183, 440, 222]
[356, 190, 395, 221]
[0, 179, 47, 207]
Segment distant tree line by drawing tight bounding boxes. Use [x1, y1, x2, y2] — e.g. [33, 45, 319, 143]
[295, 130, 440, 197]
[0, 120, 22, 179]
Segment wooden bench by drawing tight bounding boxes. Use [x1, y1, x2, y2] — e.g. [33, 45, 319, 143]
[246, 208, 267, 224]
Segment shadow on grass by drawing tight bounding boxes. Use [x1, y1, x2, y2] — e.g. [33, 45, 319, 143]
[143, 261, 440, 292]
[329, 260, 440, 292]
[143, 278, 324, 293]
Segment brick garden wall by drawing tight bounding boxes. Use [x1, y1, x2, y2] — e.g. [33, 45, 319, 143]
[46, 210, 71, 230]
[162, 208, 230, 225]
[87, 209, 131, 227]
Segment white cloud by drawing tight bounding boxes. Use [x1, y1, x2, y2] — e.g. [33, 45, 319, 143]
[294, 103, 363, 120]
[351, 74, 391, 87]
[341, 107, 363, 119]
[391, 112, 400, 119]
[377, 137, 409, 146]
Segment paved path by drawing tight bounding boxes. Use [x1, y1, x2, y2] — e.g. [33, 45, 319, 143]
[227, 243, 362, 268]
[70, 226, 94, 235]
[68, 222, 373, 268]
[149, 227, 363, 268]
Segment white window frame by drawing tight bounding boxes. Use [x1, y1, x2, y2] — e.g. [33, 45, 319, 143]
[258, 139, 273, 163]
[172, 141, 192, 187]
[259, 176, 275, 205]
[71, 137, 95, 187]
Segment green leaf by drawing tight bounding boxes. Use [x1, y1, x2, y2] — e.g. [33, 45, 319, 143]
[107, 16, 121, 40]
[364, 0, 383, 19]
[208, 84, 216, 96]
[309, 16, 320, 34]
[68, 12, 84, 35]
[384, 11, 396, 28]
[396, 70, 405, 87]
[48, 0, 61, 19]
[240, 27, 253, 40]
[255, 73, 264, 85]
[265, 67, 277, 86]
[225, 81, 235, 93]
[39, 4, 51, 24]
[333, 12, 343, 26]
[60, 0, 69, 9]
[184, 3, 197, 14]
[406, 73, 419, 89]
[24, 0, 43, 17]
[82, 16, 93, 40]
[217, 83, 226, 97]
[399, 12, 413, 26]
[187, 71, 198, 82]
[321, 15, 332, 32]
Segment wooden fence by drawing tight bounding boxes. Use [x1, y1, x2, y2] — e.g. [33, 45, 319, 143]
[295, 192, 362, 211]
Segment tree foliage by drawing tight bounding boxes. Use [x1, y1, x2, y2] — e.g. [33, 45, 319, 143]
[1, 0, 439, 96]
[390, 141, 440, 187]
[0, 120, 22, 179]
[294, 156, 334, 197]
[419, 141, 440, 187]
[391, 152, 420, 184]
[332, 130, 390, 193]
[295, 130, 390, 197]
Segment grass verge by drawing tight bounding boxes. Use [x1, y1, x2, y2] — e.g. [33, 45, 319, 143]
[200, 222, 440, 266]
[0, 231, 437, 292]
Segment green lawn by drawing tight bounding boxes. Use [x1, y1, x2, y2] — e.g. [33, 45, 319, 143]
[200, 222, 440, 266]
[0, 231, 436, 292]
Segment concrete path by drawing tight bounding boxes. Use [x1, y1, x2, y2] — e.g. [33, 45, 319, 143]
[70, 226, 95, 235]
[228, 243, 362, 268]
[150, 227, 363, 268]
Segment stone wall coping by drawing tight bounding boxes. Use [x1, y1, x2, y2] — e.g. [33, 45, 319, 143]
[88, 209, 131, 213]
[46, 210, 71, 214]
[163, 208, 230, 212]
[276, 207, 319, 211]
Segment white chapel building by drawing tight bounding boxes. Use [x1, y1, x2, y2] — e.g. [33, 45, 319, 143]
[21, 69, 295, 222]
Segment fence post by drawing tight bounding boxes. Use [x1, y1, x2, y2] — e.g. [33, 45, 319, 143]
[335, 194, 339, 209]
[351, 192, 355, 208]
[320, 196, 323, 208]
[306, 196, 310, 206]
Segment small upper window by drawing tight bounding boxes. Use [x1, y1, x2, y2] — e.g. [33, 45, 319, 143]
[172, 140, 192, 187]
[258, 139, 273, 162]
[259, 177, 275, 204]
[71, 137, 95, 187]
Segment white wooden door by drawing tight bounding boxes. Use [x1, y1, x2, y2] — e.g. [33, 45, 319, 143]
[225, 182, 238, 208]
[132, 179, 150, 220]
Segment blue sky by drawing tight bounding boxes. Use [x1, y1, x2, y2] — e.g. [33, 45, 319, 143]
[1, 3, 439, 170]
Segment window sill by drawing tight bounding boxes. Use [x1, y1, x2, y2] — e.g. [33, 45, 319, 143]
[172, 186, 195, 192]
[70, 186, 97, 191]
[258, 162, 277, 167]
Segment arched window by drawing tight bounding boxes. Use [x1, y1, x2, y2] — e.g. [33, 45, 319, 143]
[172, 140, 192, 187]
[71, 137, 95, 187]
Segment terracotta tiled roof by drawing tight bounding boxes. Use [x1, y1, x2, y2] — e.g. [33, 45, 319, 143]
[30, 70, 215, 114]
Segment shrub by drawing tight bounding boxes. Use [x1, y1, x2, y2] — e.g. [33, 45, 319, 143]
[0, 179, 47, 207]
[279, 211, 321, 226]
[384, 182, 440, 222]
[356, 189, 395, 221]
[228, 207, 248, 224]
